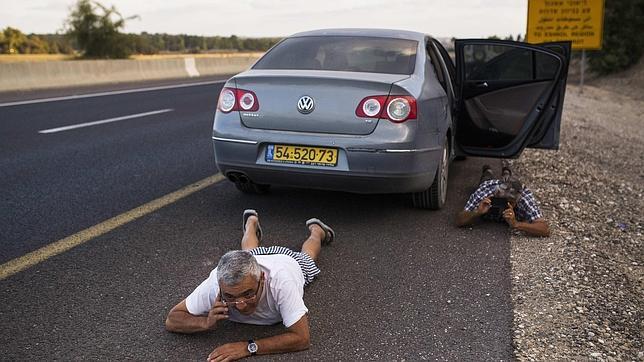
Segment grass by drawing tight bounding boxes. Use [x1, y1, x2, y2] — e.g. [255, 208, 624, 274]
[0, 52, 263, 63]
[131, 52, 263, 60]
[0, 54, 75, 63]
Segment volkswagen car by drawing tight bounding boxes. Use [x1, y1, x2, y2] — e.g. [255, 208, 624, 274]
[212, 29, 570, 209]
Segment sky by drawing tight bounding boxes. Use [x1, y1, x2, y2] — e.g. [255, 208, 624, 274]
[0, 0, 528, 39]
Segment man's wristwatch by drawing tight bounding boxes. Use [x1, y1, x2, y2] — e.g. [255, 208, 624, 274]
[247, 339, 258, 356]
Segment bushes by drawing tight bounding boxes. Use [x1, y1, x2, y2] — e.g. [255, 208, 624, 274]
[0, 27, 51, 54]
[589, 0, 644, 74]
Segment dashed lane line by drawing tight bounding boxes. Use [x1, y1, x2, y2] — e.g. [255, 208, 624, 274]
[0, 80, 225, 108]
[0, 173, 226, 280]
[38, 108, 173, 134]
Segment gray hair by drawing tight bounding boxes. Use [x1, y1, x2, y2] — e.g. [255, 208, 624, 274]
[217, 250, 261, 286]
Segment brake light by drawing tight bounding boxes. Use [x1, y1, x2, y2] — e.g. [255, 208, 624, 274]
[355, 95, 416, 122]
[217, 87, 260, 113]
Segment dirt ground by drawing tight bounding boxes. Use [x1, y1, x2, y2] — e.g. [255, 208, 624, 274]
[509, 61, 644, 361]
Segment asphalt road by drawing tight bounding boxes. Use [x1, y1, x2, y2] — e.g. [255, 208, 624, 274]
[0, 78, 512, 360]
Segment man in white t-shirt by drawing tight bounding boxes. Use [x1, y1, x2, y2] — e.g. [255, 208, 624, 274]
[165, 209, 335, 361]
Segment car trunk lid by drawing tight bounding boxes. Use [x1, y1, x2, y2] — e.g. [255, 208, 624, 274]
[234, 70, 409, 135]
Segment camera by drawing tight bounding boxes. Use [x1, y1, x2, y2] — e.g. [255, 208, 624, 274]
[487, 197, 510, 219]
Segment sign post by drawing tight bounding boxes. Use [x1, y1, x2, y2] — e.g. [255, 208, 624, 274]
[525, 0, 605, 92]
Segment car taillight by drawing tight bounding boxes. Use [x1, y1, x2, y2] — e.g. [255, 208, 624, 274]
[218, 88, 236, 112]
[386, 96, 416, 122]
[356, 96, 387, 118]
[355, 95, 416, 122]
[217, 87, 260, 113]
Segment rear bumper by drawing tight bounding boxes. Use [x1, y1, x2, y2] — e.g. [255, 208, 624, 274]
[213, 137, 441, 194]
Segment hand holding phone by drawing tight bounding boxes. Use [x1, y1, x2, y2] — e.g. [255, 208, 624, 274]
[205, 292, 229, 330]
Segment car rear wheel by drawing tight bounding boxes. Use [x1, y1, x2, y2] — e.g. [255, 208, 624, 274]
[412, 140, 449, 210]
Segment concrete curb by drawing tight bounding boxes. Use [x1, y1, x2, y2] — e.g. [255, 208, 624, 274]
[0, 56, 260, 92]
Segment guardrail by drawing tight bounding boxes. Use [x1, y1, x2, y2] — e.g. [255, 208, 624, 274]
[0, 55, 260, 92]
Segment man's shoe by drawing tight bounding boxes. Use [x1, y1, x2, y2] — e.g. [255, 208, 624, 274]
[243, 209, 262, 242]
[306, 218, 335, 245]
[501, 165, 512, 181]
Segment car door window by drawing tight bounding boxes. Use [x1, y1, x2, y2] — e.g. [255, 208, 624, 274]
[432, 39, 455, 86]
[454, 40, 569, 158]
[426, 42, 447, 92]
[535, 52, 559, 79]
[465, 44, 559, 81]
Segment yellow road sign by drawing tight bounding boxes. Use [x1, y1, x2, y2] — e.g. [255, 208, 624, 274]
[526, 0, 605, 50]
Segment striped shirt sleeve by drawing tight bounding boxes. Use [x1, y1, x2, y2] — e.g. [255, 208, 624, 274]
[516, 188, 543, 222]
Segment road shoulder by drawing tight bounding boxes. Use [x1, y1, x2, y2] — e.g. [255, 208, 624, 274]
[509, 84, 643, 361]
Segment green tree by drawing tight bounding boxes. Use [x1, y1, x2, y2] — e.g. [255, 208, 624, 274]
[23, 34, 50, 54]
[41, 34, 75, 54]
[0, 27, 28, 54]
[64, 0, 138, 58]
[589, 0, 644, 74]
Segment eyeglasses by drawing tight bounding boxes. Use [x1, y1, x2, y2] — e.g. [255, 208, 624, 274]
[220, 277, 262, 307]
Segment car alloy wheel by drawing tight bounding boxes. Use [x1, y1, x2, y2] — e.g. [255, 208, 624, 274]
[412, 139, 449, 210]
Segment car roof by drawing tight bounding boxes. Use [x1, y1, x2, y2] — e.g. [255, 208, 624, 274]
[290, 28, 427, 42]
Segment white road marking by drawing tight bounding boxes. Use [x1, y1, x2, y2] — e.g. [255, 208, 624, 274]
[0, 79, 225, 108]
[38, 108, 174, 134]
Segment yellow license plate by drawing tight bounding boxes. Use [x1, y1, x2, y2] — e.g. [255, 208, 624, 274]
[266, 144, 338, 167]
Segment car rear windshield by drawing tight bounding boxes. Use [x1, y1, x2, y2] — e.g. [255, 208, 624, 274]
[253, 36, 417, 75]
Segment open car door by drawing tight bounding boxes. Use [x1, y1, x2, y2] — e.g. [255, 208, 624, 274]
[454, 39, 571, 158]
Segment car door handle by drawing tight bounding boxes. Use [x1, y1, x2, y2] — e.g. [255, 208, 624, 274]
[475, 81, 488, 88]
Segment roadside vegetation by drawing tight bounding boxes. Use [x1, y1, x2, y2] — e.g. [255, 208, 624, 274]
[587, 0, 644, 74]
[0, 0, 279, 60]
[0, 0, 641, 72]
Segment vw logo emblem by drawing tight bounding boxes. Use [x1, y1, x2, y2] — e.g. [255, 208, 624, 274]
[297, 96, 315, 114]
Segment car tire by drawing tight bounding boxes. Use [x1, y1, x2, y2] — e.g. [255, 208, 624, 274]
[235, 181, 271, 194]
[412, 140, 449, 210]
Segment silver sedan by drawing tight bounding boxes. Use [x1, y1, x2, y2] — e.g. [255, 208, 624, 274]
[212, 29, 570, 209]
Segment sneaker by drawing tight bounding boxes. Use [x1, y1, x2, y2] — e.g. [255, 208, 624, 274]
[305, 218, 335, 245]
[479, 164, 494, 184]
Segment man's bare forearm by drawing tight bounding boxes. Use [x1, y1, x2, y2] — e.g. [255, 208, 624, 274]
[456, 210, 481, 227]
[255, 330, 310, 355]
[513, 220, 550, 237]
[165, 310, 209, 334]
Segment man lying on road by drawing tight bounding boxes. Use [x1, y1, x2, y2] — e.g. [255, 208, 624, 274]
[456, 165, 550, 237]
[165, 209, 335, 361]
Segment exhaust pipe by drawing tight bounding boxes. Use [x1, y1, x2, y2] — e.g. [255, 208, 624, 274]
[238, 174, 249, 184]
[227, 173, 239, 183]
[227, 172, 250, 184]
